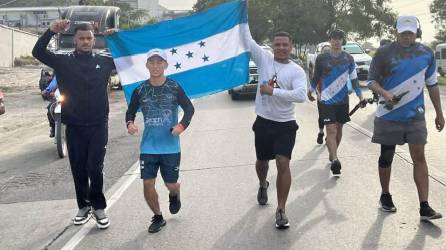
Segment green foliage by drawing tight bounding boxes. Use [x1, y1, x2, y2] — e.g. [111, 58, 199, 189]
[192, 0, 228, 11]
[192, 0, 396, 47]
[430, 0, 446, 45]
[120, 18, 158, 30]
[14, 56, 39, 66]
[430, 0, 446, 25]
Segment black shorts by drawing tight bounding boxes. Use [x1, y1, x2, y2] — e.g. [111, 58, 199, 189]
[318, 102, 350, 125]
[140, 153, 181, 183]
[252, 116, 299, 160]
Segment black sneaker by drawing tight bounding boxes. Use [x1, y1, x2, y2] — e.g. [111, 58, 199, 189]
[257, 181, 269, 205]
[317, 132, 324, 144]
[93, 209, 110, 229]
[275, 209, 290, 229]
[169, 193, 181, 214]
[73, 207, 91, 225]
[379, 193, 397, 212]
[148, 215, 166, 233]
[330, 159, 342, 176]
[420, 206, 442, 221]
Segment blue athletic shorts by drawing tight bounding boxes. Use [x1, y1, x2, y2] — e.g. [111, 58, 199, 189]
[139, 153, 181, 183]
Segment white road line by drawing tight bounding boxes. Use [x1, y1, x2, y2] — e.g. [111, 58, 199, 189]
[61, 161, 140, 250]
[61, 99, 195, 250]
[308, 99, 446, 185]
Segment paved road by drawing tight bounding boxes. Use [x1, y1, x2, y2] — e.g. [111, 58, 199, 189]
[58, 90, 446, 250]
[1, 71, 446, 249]
[0, 67, 141, 249]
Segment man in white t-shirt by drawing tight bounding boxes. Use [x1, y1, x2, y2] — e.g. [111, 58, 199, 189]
[245, 30, 307, 229]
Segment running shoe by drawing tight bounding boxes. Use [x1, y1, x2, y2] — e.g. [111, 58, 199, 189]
[275, 209, 290, 229]
[420, 205, 442, 221]
[73, 206, 91, 225]
[257, 181, 269, 205]
[148, 215, 166, 233]
[379, 193, 397, 212]
[93, 209, 110, 229]
[330, 159, 342, 176]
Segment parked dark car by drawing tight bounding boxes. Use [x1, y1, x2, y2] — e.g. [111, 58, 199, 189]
[228, 45, 272, 100]
[228, 60, 258, 100]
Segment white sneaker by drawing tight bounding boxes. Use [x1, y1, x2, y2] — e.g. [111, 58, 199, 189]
[93, 209, 110, 229]
[73, 207, 92, 225]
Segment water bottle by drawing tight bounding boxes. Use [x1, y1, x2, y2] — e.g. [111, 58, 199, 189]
[261, 80, 268, 107]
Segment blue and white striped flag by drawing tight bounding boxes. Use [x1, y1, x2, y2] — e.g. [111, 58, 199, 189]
[106, 0, 250, 102]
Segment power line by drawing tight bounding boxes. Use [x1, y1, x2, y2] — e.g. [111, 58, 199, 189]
[0, 0, 19, 7]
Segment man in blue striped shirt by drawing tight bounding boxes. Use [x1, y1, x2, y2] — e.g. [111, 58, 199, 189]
[311, 29, 364, 176]
[368, 16, 444, 221]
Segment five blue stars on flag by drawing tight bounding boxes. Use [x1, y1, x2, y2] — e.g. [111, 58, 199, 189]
[171, 40, 210, 71]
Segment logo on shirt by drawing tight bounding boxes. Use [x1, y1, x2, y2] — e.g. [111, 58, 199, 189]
[417, 106, 425, 114]
[96, 64, 101, 69]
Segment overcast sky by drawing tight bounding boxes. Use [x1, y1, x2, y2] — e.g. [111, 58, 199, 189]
[159, 0, 195, 10]
[391, 0, 435, 42]
[159, 0, 437, 42]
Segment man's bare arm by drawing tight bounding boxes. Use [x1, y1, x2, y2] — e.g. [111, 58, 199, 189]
[427, 85, 445, 131]
[368, 81, 393, 101]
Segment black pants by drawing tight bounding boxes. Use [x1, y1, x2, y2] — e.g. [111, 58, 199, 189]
[47, 101, 55, 128]
[66, 123, 108, 210]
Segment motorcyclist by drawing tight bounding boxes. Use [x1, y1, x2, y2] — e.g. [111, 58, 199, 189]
[41, 75, 58, 137]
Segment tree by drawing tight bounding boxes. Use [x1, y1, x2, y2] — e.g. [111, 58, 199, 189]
[272, 0, 396, 43]
[192, 0, 227, 12]
[430, 0, 446, 45]
[192, 0, 396, 49]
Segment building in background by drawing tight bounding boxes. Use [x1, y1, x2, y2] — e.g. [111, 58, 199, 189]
[118, 0, 164, 18]
[0, 7, 64, 33]
[0, 1, 190, 33]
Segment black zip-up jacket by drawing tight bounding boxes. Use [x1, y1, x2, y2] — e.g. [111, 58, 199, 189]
[32, 29, 115, 126]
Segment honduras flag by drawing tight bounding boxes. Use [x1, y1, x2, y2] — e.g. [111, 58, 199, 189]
[106, 0, 250, 102]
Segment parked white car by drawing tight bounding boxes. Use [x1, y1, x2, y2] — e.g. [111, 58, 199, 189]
[306, 41, 372, 81]
[342, 42, 372, 81]
[435, 43, 446, 76]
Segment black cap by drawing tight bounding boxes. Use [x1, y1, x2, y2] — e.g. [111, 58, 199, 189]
[329, 29, 345, 39]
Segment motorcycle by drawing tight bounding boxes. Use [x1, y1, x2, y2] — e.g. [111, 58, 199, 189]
[0, 90, 5, 115]
[50, 89, 67, 158]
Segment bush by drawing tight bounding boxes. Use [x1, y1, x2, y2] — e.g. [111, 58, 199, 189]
[14, 56, 39, 66]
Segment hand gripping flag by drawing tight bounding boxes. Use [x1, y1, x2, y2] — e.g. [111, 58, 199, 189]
[106, 0, 250, 102]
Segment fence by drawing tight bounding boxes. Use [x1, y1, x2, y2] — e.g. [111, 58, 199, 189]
[0, 25, 39, 67]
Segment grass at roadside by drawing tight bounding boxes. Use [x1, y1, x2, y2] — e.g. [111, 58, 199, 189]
[439, 76, 446, 85]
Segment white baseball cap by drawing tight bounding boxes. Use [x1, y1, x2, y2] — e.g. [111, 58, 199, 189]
[147, 48, 167, 62]
[396, 16, 418, 34]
